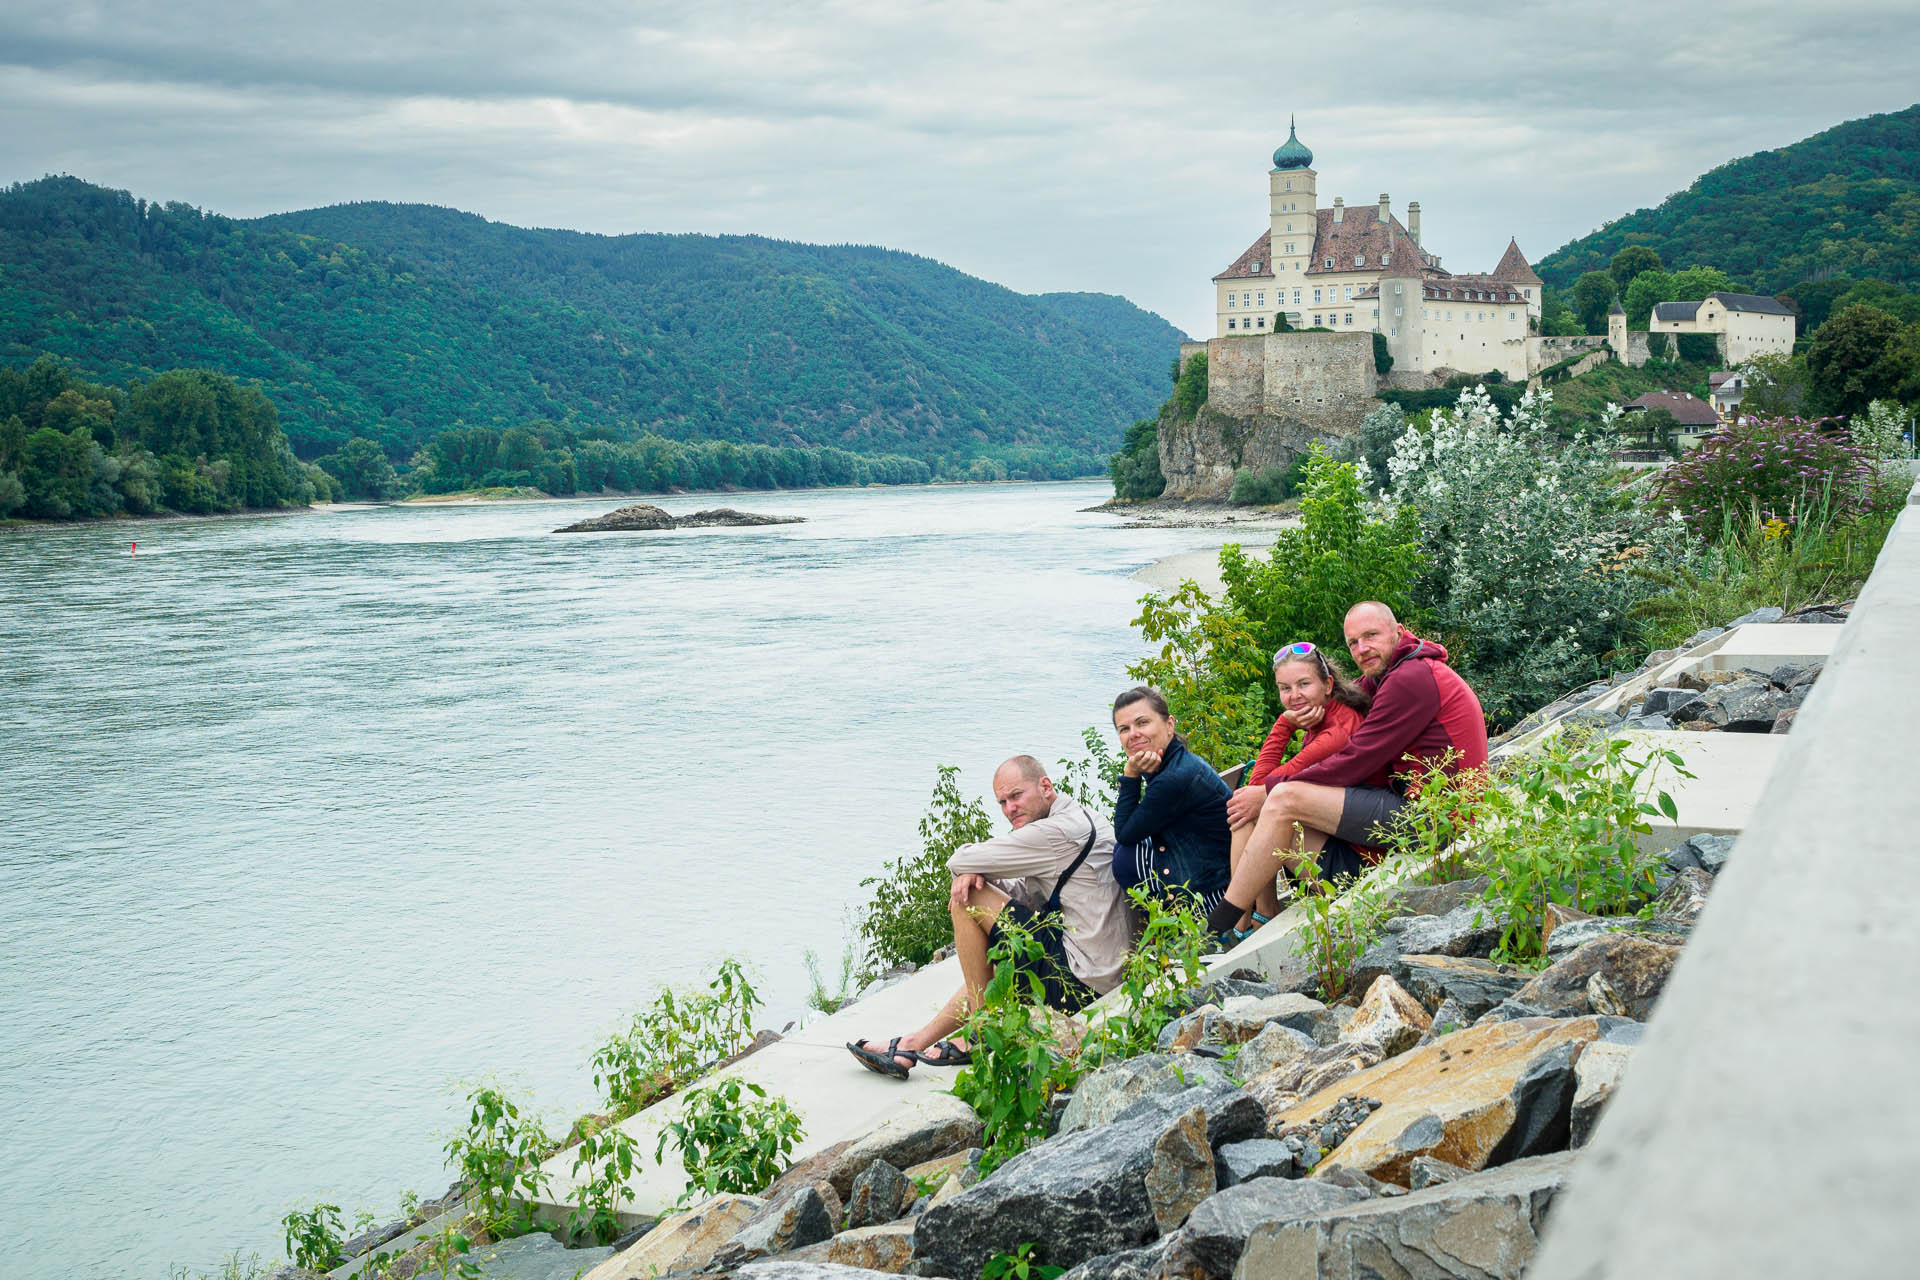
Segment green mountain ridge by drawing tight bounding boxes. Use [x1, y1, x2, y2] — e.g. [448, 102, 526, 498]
[0, 177, 1184, 467]
[1538, 103, 1920, 294]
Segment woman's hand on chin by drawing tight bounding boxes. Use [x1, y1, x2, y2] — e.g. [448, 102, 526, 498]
[1283, 702, 1327, 731]
[1124, 747, 1163, 777]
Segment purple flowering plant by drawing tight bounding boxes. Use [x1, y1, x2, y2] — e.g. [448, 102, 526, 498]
[1655, 416, 1891, 535]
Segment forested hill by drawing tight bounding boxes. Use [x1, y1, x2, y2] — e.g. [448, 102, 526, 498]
[1537, 104, 1920, 294]
[0, 177, 1183, 467]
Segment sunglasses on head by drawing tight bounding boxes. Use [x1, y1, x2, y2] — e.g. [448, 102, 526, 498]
[1275, 641, 1330, 675]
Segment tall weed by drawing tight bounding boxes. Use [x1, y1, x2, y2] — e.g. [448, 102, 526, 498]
[591, 958, 762, 1117]
[859, 766, 994, 975]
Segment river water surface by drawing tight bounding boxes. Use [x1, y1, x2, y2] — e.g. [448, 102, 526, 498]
[0, 482, 1229, 1279]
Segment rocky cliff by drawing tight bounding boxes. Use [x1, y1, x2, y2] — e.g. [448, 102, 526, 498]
[1158, 334, 1381, 499]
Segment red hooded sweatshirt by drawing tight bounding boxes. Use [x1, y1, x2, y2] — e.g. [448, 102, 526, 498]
[1288, 627, 1488, 794]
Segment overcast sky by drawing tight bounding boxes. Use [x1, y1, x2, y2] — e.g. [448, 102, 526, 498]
[4, 1, 1916, 336]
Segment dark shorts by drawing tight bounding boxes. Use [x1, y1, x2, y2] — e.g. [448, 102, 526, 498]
[1299, 836, 1368, 885]
[1334, 784, 1407, 849]
[990, 898, 1095, 1014]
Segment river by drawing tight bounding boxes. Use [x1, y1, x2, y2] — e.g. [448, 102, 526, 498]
[0, 482, 1233, 1279]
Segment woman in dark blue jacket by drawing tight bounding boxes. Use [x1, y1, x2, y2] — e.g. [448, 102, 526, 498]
[1110, 686, 1233, 915]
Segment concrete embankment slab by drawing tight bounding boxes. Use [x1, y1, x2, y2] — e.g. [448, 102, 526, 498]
[530, 959, 966, 1221]
[1530, 485, 1920, 1277]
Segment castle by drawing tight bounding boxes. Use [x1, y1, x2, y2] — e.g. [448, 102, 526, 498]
[1209, 121, 1543, 382]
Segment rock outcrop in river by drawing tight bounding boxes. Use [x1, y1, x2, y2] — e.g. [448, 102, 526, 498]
[555, 505, 805, 533]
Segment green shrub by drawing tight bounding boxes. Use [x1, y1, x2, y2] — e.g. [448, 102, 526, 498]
[656, 1077, 804, 1201]
[1654, 415, 1890, 534]
[568, 1123, 641, 1244]
[984, 1243, 1066, 1280]
[1646, 332, 1671, 359]
[443, 1086, 552, 1236]
[1228, 455, 1305, 505]
[1109, 418, 1166, 500]
[1675, 332, 1719, 363]
[952, 916, 1081, 1172]
[1372, 331, 1394, 375]
[1083, 890, 1213, 1063]
[1173, 352, 1209, 418]
[591, 958, 762, 1117]
[1326, 403, 1410, 493]
[1388, 386, 1686, 729]
[1289, 865, 1391, 1002]
[281, 1203, 346, 1273]
[1472, 733, 1689, 962]
[859, 766, 994, 975]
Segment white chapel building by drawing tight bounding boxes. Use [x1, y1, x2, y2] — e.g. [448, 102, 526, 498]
[1210, 121, 1543, 381]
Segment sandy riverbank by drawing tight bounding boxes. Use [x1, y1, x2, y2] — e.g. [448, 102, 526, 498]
[1131, 532, 1281, 596]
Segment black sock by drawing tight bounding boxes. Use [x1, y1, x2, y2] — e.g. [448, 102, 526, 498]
[1206, 898, 1247, 936]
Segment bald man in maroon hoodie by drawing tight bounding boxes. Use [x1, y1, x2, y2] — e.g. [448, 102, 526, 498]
[1205, 601, 1488, 936]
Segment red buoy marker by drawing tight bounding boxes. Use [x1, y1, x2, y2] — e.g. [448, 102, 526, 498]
[131, 542, 137, 558]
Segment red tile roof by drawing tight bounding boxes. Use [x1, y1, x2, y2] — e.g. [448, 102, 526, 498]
[1213, 232, 1276, 281]
[1491, 239, 1543, 286]
[1304, 206, 1431, 276]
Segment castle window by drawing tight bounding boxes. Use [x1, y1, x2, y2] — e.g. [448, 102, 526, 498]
[1251, 261, 1261, 273]
[1292, 290, 1301, 304]
[1285, 243, 1294, 254]
[1325, 257, 1333, 268]
[1383, 254, 1391, 266]
[1257, 292, 1266, 306]
[1313, 288, 1322, 303]
[1345, 313, 1354, 325]
[1228, 318, 1237, 329]
[1313, 314, 1322, 325]
[1257, 317, 1267, 328]
[1354, 254, 1364, 267]
[1226, 294, 1234, 308]
[1344, 286, 1353, 300]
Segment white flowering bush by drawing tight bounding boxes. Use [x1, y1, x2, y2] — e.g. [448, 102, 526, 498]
[1851, 399, 1915, 461]
[1388, 386, 1688, 727]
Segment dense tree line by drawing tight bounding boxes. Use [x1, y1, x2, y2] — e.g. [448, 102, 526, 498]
[1537, 103, 1920, 295]
[4, 355, 1103, 520]
[0, 178, 1178, 475]
[0, 358, 324, 519]
[395, 423, 933, 499]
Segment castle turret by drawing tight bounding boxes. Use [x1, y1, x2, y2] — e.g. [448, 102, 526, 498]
[1267, 117, 1317, 293]
[1608, 297, 1627, 352]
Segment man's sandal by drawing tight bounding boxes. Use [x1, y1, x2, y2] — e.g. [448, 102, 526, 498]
[847, 1037, 912, 1080]
[912, 1040, 973, 1067]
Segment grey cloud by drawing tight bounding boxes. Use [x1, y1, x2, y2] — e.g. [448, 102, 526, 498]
[2, 0, 1917, 336]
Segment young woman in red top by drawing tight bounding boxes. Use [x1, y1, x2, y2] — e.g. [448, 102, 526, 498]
[1223, 641, 1372, 936]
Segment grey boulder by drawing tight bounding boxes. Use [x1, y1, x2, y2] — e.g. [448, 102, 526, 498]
[464, 1233, 613, 1280]
[844, 1158, 911, 1229]
[1058, 1054, 1231, 1136]
[1570, 1020, 1643, 1148]
[1237, 1150, 1579, 1279]
[1390, 954, 1527, 1021]
[1160, 1178, 1369, 1279]
[713, 1184, 837, 1265]
[914, 1083, 1260, 1277]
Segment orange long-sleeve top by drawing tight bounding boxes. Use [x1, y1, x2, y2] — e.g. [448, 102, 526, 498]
[1248, 699, 1366, 789]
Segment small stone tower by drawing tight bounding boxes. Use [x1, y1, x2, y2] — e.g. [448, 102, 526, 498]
[1607, 297, 1627, 352]
[1268, 118, 1317, 287]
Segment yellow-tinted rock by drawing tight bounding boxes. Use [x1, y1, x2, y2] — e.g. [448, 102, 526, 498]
[1343, 976, 1433, 1055]
[1267, 1018, 1604, 1187]
[580, 1193, 761, 1279]
[827, 1220, 918, 1272]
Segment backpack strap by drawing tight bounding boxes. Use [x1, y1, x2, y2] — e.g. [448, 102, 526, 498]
[1046, 815, 1100, 915]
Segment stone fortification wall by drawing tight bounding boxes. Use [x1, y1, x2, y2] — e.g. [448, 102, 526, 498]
[1526, 335, 1606, 376]
[1160, 331, 1380, 499]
